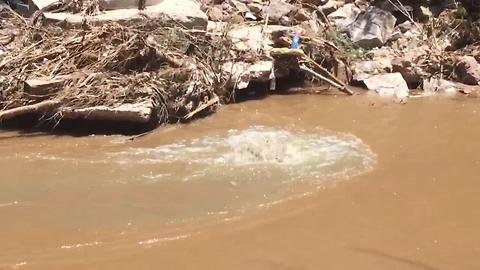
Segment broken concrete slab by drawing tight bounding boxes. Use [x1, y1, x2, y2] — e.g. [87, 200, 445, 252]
[24, 74, 82, 96]
[43, 0, 208, 30]
[61, 101, 153, 123]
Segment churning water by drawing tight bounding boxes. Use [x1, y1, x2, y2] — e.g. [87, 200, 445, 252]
[112, 126, 375, 184]
[1, 126, 375, 234]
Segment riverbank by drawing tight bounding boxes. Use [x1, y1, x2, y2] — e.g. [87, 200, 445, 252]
[1, 0, 480, 134]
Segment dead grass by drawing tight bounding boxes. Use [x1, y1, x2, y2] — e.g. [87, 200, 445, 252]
[0, 7, 233, 124]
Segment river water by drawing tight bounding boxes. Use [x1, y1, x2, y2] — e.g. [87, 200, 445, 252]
[1, 94, 480, 269]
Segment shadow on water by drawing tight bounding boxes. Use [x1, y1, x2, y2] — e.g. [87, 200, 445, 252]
[0, 113, 155, 136]
[353, 247, 443, 270]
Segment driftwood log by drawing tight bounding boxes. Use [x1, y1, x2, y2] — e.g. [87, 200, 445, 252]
[0, 100, 61, 121]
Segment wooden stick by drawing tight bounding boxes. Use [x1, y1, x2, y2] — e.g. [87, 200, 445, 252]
[184, 96, 219, 120]
[303, 55, 348, 88]
[0, 100, 62, 121]
[300, 65, 354, 95]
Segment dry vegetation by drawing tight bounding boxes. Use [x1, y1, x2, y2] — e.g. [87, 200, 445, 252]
[0, 7, 233, 125]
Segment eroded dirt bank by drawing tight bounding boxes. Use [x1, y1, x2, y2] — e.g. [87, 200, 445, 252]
[1, 94, 480, 269]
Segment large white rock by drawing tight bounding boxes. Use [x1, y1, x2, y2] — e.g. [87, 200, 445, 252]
[228, 25, 289, 52]
[348, 7, 396, 49]
[327, 3, 360, 32]
[43, 0, 208, 30]
[223, 61, 273, 89]
[364, 73, 409, 99]
[422, 78, 458, 95]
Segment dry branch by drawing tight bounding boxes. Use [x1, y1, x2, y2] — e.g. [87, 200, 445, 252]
[0, 100, 61, 121]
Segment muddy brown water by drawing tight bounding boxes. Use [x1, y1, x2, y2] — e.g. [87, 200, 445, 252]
[1, 93, 480, 270]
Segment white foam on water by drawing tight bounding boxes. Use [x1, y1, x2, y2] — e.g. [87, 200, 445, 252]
[60, 241, 102, 250]
[111, 126, 376, 183]
[4, 126, 375, 226]
[138, 234, 190, 246]
[12, 126, 375, 184]
[0, 201, 21, 208]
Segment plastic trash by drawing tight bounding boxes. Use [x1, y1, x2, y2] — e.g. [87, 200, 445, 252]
[291, 32, 300, 49]
[269, 65, 276, 90]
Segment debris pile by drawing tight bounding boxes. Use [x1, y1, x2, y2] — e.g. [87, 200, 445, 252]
[0, 7, 226, 125]
[2, 0, 480, 132]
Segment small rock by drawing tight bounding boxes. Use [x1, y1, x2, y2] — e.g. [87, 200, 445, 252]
[231, 0, 250, 13]
[207, 6, 224, 21]
[364, 73, 409, 99]
[352, 60, 392, 81]
[391, 56, 429, 87]
[456, 56, 480, 85]
[294, 8, 310, 21]
[247, 3, 263, 14]
[366, 47, 396, 59]
[207, 21, 226, 33]
[266, 0, 297, 23]
[420, 6, 433, 18]
[327, 3, 360, 32]
[228, 13, 245, 24]
[388, 30, 402, 42]
[279, 15, 292, 26]
[396, 21, 414, 33]
[300, 19, 320, 34]
[319, 0, 345, 15]
[245, 12, 257, 21]
[348, 7, 396, 49]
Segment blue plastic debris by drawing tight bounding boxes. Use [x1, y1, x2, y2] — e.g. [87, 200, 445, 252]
[291, 32, 300, 49]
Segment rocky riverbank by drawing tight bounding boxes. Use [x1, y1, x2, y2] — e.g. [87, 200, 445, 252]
[1, 0, 480, 132]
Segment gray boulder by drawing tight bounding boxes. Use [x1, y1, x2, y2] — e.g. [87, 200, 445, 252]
[455, 56, 480, 85]
[327, 3, 361, 32]
[348, 7, 396, 49]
